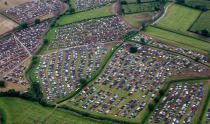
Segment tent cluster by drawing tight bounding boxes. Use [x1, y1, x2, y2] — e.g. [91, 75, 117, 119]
[4, 0, 63, 22]
[133, 33, 209, 64]
[149, 83, 205, 124]
[73, 0, 114, 10]
[69, 44, 204, 119]
[35, 44, 107, 102]
[50, 16, 130, 49]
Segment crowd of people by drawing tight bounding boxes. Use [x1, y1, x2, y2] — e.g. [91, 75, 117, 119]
[132, 33, 209, 64]
[35, 44, 107, 102]
[149, 83, 205, 124]
[68, 44, 205, 119]
[50, 16, 130, 49]
[4, 0, 63, 22]
[73, 0, 114, 11]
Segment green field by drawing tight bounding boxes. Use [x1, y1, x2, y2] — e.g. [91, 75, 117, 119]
[56, 5, 113, 26]
[145, 26, 210, 55]
[156, 4, 201, 33]
[123, 12, 154, 28]
[185, 0, 210, 9]
[190, 10, 210, 33]
[0, 97, 108, 124]
[124, 0, 156, 4]
[122, 2, 161, 14]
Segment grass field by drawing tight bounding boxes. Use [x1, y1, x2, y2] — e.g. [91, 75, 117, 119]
[123, 12, 155, 28]
[56, 5, 113, 26]
[0, 0, 32, 11]
[145, 26, 210, 55]
[185, 0, 210, 9]
[156, 4, 201, 33]
[125, 0, 156, 3]
[122, 2, 161, 14]
[0, 14, 18, 35]
[0, 97, 107, 124]
[190, 10, 210, 33]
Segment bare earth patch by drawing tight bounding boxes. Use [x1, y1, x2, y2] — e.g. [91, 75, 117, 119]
[0, 0, 32, 11]
[0, 14, 18, 35]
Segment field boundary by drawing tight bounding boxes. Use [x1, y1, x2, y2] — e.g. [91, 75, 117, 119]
[187, 11, 203, 32]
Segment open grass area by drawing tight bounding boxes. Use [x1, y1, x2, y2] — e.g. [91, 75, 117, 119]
[123, 12, 155, 28]
[124, 0, 156, 4]
[55, 5, 113, 26]
[122, 2, 161, 14]
[144, 26, 210, 55]
[190, 10, 210, 33]
[0, 14, 18, 35]
[185, 0, 210, 9]
[156, 4, 201, 33]
[0, 0, 32, 11]
[0, 97, 107, 124]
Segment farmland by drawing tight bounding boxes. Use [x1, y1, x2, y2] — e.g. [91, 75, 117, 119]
[0, 0, 32, 11]
[123, 12, 155, 28]
[122, 2, 161, 14]
[144, 26, 210, 55]
[185, 0, 210, 9]
[0, 97, 107, 124]
[156, 4, 201, 34]
[190, 10, 210, 34]
[0, 14, 18, 35]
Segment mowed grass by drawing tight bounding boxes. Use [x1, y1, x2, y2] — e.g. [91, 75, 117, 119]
[156, 4, 201, 33]
[123, 12, 155, 28]
[145, 26, 210, 55]
[0, 0, 32, 11]
[0, 97, 107, 124]
[56, 5, 113, 26]
[0, 14, 18, 35]
[190, 10, 210, 33]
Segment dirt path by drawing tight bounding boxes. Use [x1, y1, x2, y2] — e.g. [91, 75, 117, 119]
[151, 2, 175, 25]
[111, 1, 120, 15]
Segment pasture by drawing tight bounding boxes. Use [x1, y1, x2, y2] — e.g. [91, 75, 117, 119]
[144, 26, 210, 55]
[56, 5, 113, 26]
[156, 4, 201, 33]
[123, 12, 154, 28]
[0, 97, 107, 124]
[0, 0, 32, 11]
[0, 14, 18, 35]
[124, 0, 156, 4]
[122, 2, 161, 14]
[190, 10, 210, 33]
[185, 0, 210, 9]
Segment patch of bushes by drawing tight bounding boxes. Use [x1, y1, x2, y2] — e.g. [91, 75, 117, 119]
[130, 46, 138, 53]
[0, 81, 5, 88]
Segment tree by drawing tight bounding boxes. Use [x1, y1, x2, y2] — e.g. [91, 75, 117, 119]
[120, 1, 128, 5]
[141, 38, 146, 44]
[20, 23, 28, 29]
[195, 57, 200, 62]
[4, 1, 7, 5]
[0, 81, 5, 88]
[35, 19, 41, 24]
[129, 46, 138, 53]
[176, 0, 185, 4]
[159, 89, 165, 96]
[79, 78, 87, 86]
[141, 23, 146, 31]
[137, 0, 141, 4]
[201, 29, 209, 36]
[148, 103, 155, 111]
[69, 8, 75, 14]
[154, 97, 160, 103]
[44, 39, 49, 45]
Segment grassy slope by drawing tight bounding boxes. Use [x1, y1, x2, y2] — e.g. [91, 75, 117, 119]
[56, 5, 113, 26]
[123, 12, 155, 28]
[156, 4, 201, 33]
[190, 10, 210, 32]
[0, 97, 106, 124]
[145, 26, 210, 55]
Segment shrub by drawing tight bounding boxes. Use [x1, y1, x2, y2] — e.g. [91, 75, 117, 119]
[154, 97, 160, 103]
[120, 1, 127, 5]
[79, 78, 87, 86]
[35, 19, 41, 24]
[0, 81, 5, 88]
[159, 89, 165, 96]
[201, 29, 209, 37]
[129, 46, 138, 53]
[148, 103, 155, 111]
